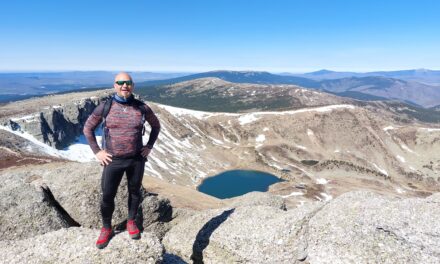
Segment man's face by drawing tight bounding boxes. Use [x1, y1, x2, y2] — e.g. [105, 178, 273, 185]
[114, 73, 134, 98]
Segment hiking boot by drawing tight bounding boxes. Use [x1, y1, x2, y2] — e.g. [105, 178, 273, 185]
[127, 219, 140, 239]
[96, 227, 113, 249]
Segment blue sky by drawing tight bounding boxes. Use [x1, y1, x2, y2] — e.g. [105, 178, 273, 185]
[1, 0, 439, 72]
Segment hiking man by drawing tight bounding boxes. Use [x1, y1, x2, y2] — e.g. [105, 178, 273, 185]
[83, 72, 161, 249]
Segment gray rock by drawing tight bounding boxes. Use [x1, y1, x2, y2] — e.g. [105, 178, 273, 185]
[163, 191, 440, 263]
[31, 162, 172, 232]
[0, 172, 69, 241]
[163, 204, 322, 263]
[136, 194, 173, 239]
[306, 191, 440, 264]
[0, 227, 164, 264]
[225, 191, 287, 210]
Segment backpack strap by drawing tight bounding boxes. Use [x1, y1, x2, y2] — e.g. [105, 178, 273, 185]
[100, 98, 113, 149]
[101, 98, 113, 121]
[132, 99, 147, 135]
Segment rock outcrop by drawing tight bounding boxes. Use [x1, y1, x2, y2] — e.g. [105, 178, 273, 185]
[0, 171, 71, 241]
[306, 191, 440, 263]
[163, 191, 440, 263]
[163, 204, 323, 263]
[0, 227, 164, 264]
[6, 162, 173, 238]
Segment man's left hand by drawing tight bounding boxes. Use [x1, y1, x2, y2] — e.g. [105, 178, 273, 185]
[141, 146, 152, 159]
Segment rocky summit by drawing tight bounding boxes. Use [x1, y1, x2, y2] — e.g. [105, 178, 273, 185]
[0, 83, 440, 263]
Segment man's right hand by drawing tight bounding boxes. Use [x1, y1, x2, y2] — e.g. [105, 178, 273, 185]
[96, 150, 113, 166]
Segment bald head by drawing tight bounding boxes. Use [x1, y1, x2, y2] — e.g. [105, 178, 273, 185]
[113, 72, 135, 98]
[114, 72, 133, 83]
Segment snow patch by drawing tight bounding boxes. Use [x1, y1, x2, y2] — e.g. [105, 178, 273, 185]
[396, 188, 406, 194]
[396, 155, 405, 163]
[281, 191, 304, 198]
[239, 114, 260, 125]
[372, 163, 388, 176]
[383, 126, 395, 131]
[320, 193, 333, 202]
[419, 128, 440, 132]
[256, 134, 266, 142]
[316, 178, 329, 185]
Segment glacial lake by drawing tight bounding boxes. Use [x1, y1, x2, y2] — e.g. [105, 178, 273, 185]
[197, 170, 284, 199]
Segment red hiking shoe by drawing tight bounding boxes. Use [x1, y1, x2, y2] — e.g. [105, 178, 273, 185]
[127, 219, 140, 239]
[96, 227, 113, 249]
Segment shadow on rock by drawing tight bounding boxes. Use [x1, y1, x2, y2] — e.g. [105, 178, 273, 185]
[163, 253, 188, 264]
[190, 208, 235, 264]
[41, 185, 81, 227]
[113, 188, 173, 238]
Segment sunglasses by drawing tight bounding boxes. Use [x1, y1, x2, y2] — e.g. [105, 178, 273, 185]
[115, 80, 133, 86]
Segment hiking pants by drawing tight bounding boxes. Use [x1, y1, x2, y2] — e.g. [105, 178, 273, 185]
[100, 155, 145, 228]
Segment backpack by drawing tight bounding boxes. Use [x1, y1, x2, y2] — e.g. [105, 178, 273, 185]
[100, 97, 147, 149]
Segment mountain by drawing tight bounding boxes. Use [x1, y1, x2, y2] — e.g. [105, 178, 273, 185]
[288, 68, 440, 85]
[1, 89, 440, 262]
[319, 76, 440, 107]
[137, 70, 440, 108]
[0, 71, 188, 103]
[137, 70, 320, 88]
[137, 77, 351, 112]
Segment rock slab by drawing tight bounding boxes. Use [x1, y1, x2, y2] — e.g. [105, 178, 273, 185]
[0, 227, 164, 264]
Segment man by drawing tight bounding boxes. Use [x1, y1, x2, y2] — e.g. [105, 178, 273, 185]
[83, 72, 160, 249]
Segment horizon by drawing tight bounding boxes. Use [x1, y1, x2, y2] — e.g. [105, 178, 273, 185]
[1, 0, 439, 72]
[0, 68, 439, 75]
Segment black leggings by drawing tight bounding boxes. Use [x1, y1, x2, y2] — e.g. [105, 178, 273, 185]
[100, 156, 145, 228]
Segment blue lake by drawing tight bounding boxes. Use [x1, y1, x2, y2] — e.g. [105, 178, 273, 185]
[197, 170, 284, 199]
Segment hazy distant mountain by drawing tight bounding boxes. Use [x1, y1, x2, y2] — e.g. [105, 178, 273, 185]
[319, 76, 440, 107]
[288, 68, 440, 85]
[0, 71, 188, 103]
[138, 70, 320, 88]
[138, 70, 440, 108]
[137, 77, 350, 112]
[3, 70, 440, 108]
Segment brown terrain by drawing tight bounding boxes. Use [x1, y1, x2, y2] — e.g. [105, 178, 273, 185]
[1, 82, 440, 209]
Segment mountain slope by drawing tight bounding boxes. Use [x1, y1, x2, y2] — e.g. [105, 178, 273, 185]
[137, 70, 320, 88]
[138, 77, 351, 112]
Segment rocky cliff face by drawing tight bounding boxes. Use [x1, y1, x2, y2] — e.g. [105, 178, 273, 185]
[5, 96, 105, 149]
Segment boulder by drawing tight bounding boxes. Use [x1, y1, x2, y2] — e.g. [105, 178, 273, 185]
[0, 172, 70, 241]
[163, 203, 322, 263]
[0, 227, 164, 264]
[306, 191, 440, 263]
[20, 162, 173, 240]
[163, 191, 440, 263]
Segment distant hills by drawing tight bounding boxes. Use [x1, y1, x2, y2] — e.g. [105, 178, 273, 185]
[137, 70, 440, 108]
[2, 69, 440, 108]
[137, 70, 320, 88]
[290, 68, 440, 84]
[0, 71, 188, 103]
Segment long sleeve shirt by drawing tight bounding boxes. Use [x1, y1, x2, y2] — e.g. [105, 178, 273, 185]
[83, 100, 160, 158]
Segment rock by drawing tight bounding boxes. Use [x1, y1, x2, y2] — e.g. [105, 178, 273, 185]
[28, 162, 172, 232]
[162, 204, 322, 263]
[163, 191, 440, 263]
[8, 96, 105, 149]
[0, 227, 164, 264]
[0, 172, 69, 241]
[136, 194, 173, 239]
[306, 191, 440, 263]
[225, 191, 286, 210]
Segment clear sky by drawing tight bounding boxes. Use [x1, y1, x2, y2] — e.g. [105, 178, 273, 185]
[1, 0, 439, 73]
